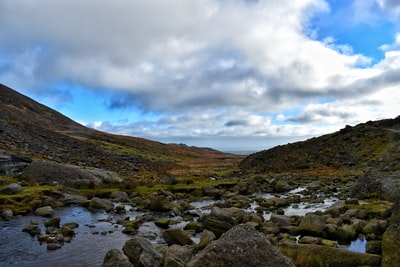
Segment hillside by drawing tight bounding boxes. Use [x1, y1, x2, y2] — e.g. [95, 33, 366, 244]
[0, 84, 242, 179]
[240, 117, 400, 173]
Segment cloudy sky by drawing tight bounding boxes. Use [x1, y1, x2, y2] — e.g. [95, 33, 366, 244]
[1, 0, 399, 152]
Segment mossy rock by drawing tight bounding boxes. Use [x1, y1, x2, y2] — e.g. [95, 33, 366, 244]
[155, 218, 171, 229]
[279, 243, 381, 267]
[44, 217, 60, 228]
[61, 226, 75, 237]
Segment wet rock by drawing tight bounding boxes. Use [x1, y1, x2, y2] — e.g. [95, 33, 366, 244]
[123, 237, 163, 267]
[273, 180, 292, 193]
[155, 218, 171, 229]
[62, 222, 79, 229]
[44, 217, 61, 228]
[115, 204, 126, 214]
[0, 209, 13, 220]
[0, 183, 23, 194]
[187, 224, 295, 267]
[35, 206, 54, 217]
[89, 197, 114, 212]
[163, 229, 194, 246]
[298, 214, 326, 237]
[279, 242, 381, 267]
[22, 221, 41, 236]
[164, 245, 192, 267]
[47, 243, 62, 250]
[102, 249, 134, 267]
[60, 226, 75, 237]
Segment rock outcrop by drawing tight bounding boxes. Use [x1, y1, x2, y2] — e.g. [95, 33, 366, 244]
[187, 224, 295, 267]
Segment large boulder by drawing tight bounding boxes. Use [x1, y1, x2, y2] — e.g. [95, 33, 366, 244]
[200, 207, 246, 237]
[381, 198, 400, 267]
[102, 249, 134, 267]
[279, 243, 381, 267]
[186, 224, 295, 267]
[164, 245, 192, 267]
[123, 237, 163, 267]
[298, 214, 326, 236]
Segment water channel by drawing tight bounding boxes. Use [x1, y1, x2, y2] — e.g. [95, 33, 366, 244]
[0, 187, 365, 266]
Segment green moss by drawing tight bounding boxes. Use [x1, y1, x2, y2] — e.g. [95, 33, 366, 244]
[347, 200, 393, 214]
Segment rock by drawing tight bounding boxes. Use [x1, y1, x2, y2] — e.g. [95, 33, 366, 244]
[0, 209, 13, 220]
[381, 199, 400, 267]
[366, 240, 382, 254]
[184, 221, 203, 233]
[22, 221, 41, 236]
[60, 194, 88, 205]
[0, 151, 31, 176]
[89, 197, 114, 211]
[123, 237, 163, 267]
[298, 214, 326, 236]
[62, 222, 79, 229]
[270, 213, 292, 227]
[273, 180, 292, 193]
[61, 226, 75, 237]
[35, 206, 54, 217]
[44, 217, 61, 228]
[115, 204, 126, 214]
[110, 191, 129, 202]
[202, 186, 221, 198]
[279, 243, 381, 267]
[145, 194, 173, 212]
[187, 224, 295, 267]
[47, 243, 62, 250]
[362, 219, 388, 237]
[102, 249, 134, 267]
[164, 245, 192, 267]
[197, 230, 216, 249]
[155, 218, 171, 229]
[163, 229, 194, 246]
[0, 183, 23, 194]
[200, 207, 244, 237]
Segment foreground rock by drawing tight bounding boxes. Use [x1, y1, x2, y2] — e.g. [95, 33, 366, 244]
[102, 249, 134, 267]
[187, 224, 295, 267]
[279, 242, 381, 267]
[0, 183, 23, 194]
[122, 237, 163, 267]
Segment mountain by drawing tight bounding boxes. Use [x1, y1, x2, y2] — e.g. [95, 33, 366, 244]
[240, 117, 400, 173]
[0, 84, 241, 179]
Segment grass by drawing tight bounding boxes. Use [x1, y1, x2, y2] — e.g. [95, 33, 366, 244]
[347, 199, 393, 213]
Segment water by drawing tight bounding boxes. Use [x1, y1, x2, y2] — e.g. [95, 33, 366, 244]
[0, 206, 133, 267]
[345, 237, 367, 253]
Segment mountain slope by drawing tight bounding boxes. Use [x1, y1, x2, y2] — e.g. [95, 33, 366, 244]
[0, 84, 241, 178]
[240, 117, 400, 173]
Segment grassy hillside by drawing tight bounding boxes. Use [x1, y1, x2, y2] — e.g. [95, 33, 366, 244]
[0, 84, 242, 180]
[240, 117, 400, 174]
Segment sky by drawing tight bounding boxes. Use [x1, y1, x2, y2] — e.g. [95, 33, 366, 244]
[0, 0, 400, 152]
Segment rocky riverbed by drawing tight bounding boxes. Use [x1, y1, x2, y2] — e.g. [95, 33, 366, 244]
[1, 168, 399, 266]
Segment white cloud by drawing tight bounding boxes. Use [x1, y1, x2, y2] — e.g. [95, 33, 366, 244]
[1, 0, 400, 150]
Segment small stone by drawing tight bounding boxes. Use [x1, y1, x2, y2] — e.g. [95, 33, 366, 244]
[0, 183, 23, 194]
[34, 206, 54, 217]
[47, 243, 62, 250]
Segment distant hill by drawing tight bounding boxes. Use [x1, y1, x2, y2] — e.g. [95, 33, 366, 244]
[240, 117, 400, 173]
[0, 84, 241, 179]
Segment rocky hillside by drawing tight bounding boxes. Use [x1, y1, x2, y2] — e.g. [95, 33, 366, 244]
[0, 84, 241, 179]
[240, 117, 400, 173]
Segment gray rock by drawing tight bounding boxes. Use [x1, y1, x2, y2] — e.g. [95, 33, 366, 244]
[44, 217, 61, 228]
[200, 207, 245, 237]
[35, 206, 54, 217]
[0, 210, 13, 220]
[164, 245, 192, 267]
[0, 183, 23, 194]
[270, 213, 292, 227]
[298, 214, 326, 236]
[102, 249, 134, 267]
[187, 224, 295, 267]
[123, 237, 162, 267]
[110, 191, 129, 202]
[163, 229, 194, 246]
[197, 230, 216, 249]
[89, 197, 114, 211]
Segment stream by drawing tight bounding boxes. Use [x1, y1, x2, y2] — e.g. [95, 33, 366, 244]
[0, 187, 364, 266]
